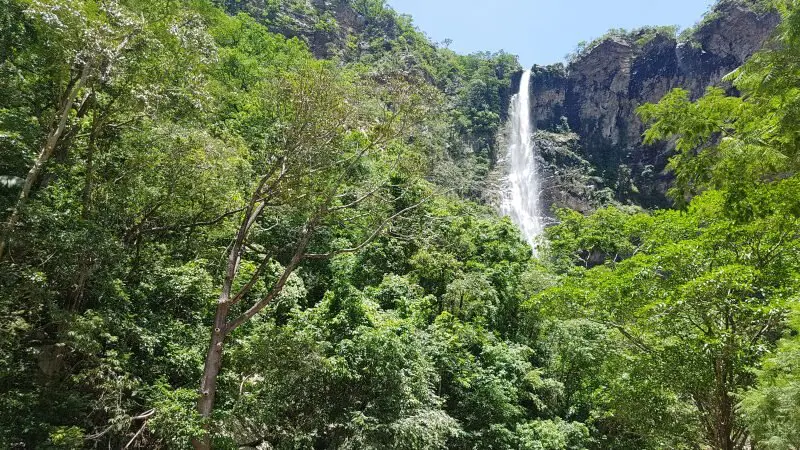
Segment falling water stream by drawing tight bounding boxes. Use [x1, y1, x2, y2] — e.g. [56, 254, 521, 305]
[501, 70, 543, 246]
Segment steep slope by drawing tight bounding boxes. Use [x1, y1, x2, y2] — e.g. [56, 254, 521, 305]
[219, 0, 779, 212]
[216, 0, 395, 58]
[217, 0, 529, 203]
[216, 0, 444, 70]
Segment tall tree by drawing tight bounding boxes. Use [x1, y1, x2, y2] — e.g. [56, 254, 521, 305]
[190, 57, 437, 447]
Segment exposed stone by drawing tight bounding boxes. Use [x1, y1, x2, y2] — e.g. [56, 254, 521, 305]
[535, 131, 604, 214]
[522, 2, 780, 209]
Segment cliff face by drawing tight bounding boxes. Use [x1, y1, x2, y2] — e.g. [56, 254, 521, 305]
[516, 2, 780, 209]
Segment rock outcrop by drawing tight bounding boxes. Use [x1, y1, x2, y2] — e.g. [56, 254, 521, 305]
[515, 1, 780, 209]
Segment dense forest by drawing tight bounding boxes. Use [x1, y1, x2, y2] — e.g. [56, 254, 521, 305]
[0, 0, 798, 449]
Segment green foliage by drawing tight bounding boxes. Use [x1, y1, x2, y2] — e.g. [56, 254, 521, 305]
[740, 304, 800, 450]
[517, 419, 589, 450]
[47, 426, 85, 449]
[221, 290, 462, 448]
[544, 206, 648, 270]
[148, 387, 205, 449]
[535, 177, 800, 448]
[2, 0, 799, 449]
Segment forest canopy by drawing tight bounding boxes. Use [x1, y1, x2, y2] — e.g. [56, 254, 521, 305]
[0, 0, 799, 449]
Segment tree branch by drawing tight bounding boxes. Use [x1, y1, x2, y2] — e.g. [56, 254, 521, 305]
[227, 255, 272, 306]
[143, 207, 246, 234]
[225, 220, 317, 333]
[304, 192, 438, 260]
[328, 185, 383, 212]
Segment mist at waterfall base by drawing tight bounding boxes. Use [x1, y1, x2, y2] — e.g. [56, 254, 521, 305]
[501, 70, 544, 248]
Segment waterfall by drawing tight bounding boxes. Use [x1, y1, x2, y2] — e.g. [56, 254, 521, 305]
[501, 70, 544, 246]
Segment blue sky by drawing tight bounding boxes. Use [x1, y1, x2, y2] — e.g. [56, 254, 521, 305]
[386, 0, 717, 66]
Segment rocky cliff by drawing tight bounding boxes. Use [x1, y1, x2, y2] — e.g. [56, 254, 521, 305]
[514, 0, 780, 210]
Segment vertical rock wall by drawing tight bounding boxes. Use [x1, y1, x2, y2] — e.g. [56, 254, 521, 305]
[518, 2, 780, 209]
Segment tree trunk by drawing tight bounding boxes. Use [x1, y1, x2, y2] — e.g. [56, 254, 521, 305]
[191, 191, 258, 449]
[711, 354, 738, 450]
[81, 111, 98, 219]
[70, 113, 100, 310]
[192, 302, 230, 450]
[0, 64, 90, 259]
[188, 172, 408, 447]
[191, 219, 313, 448]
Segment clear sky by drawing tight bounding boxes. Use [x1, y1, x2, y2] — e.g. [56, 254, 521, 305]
[385, 0, 717, 67]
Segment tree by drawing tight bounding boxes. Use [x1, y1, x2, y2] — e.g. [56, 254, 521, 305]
[535, 178, 800, 449]
[740, 303, 800, 450]
[0, 0, 214, 258]
[190, 57, 437, 447]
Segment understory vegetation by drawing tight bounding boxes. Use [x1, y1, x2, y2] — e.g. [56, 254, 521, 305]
[0, 0, 799, 449]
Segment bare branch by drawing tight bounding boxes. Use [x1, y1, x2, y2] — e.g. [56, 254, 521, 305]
[225, 220, 317, 333]
[125, 420, 149, 449]
[143, 207, 246, 233]
[304, 191, 439, 260]
[328, 185, 383, 212]
[228, 255, 272, 306]
[131, 409, 155, 420]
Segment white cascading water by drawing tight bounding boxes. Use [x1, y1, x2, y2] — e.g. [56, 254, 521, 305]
[501, 70, 544, 246]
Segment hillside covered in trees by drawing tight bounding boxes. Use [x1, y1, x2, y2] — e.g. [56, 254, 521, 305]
[0, 0, 799, 449]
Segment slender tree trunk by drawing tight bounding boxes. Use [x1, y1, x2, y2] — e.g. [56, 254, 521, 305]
[188, 161, 416, 446]
[192, 240, 241, 450]
[81, 111, 98, 220]
[192, 192, 260, 450]
[70, 110, 101, 309]
[193, 301, 230, 450]
[191, 218, 313, 449]
[0, 64, 90, 259]
[710, 351, 738, 450]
